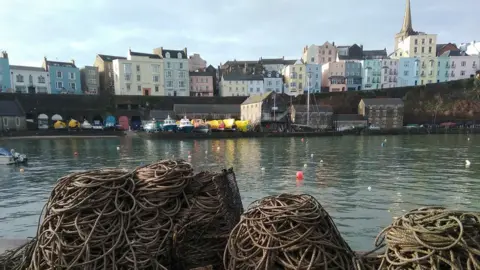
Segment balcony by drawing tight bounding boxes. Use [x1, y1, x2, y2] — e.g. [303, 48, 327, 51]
[445, 63, 450, 68]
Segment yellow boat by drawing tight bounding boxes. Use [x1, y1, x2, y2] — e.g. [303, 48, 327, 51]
[208, 120, 220, 130]
[235, 120, 249, 132]
[223, 119, 235, 130]
[68, 119, 80, 129]
[53, 120, 66, 129]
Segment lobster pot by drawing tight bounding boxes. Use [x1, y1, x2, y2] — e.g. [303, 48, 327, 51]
[174, 169, 244, 270]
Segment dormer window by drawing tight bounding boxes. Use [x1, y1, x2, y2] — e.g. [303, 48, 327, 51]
[165, 52, 170, 58]
[177, 52, 182, 58]
[267, 73, 271, 77]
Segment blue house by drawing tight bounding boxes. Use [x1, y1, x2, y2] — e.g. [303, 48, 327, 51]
[397, 58, 420, 87]
[43, 57, 81, 94]
[361, 60, 382, 90]
[0, 51, 11, 92]
[305, 64, 321, 93]
[345, 61, 362, 91]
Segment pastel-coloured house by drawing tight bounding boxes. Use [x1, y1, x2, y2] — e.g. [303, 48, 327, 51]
[362, 60, 382, 90]
[0, 51, 11, 92]
[436, 56, 450, 83]
[305, 64, 321, 93]
[397, 58, 420, 87]
[283, 59, 306, 96]
[345, 61, 362, 90]
[188, 53, 207, 72]
[418, 57, 437, 85]
[380, 59, 399, 88]
[189, 70, 214, 96]
[43, 57, 81, 94]
[321, 61, 346, 92]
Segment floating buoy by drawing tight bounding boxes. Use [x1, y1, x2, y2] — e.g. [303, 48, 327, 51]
[466, 160, 471, 167]
[217, 146, 220, 150]
[205, 150, 208, 154]
[310, 154, 314, 158]
[261, 167, 265, 171]
[20, 168, 24, 173]
[303, 164, 307, 168]
[116, 146, 120, 150]
[367, 186, 372, 191]
[468, 137, 471, 141]
[320, 160, 323, 163]
[381, 142, 385, 147]
[74, 152, 78, 156]
[301, 138, 304, 142]
[296, 171, 304, 180]
[188, 155, 192, 159]
[384, 139, 387, 143]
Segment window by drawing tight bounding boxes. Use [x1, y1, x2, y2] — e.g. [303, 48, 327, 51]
[256, 88, 260, 92]
[165, 52, 170, 58]
[38, 75, 45, 83]
[70, 82, 76, 90]
[310, 57, 314, 62]
[29, 75, 33, 84]
[126, 84, 131, 91]
[461, 71, 466, 76]
[250, 87, 253, 92]
[414, 39, 418, 45]
[89, 69, 96, 75]
[299, 82, 303, 89]
[153, 75, 159, 82]
[137, 85, 141, 91]
[177, 52, 182, 58]
[429, 38, 432, 44]
[125, 74, 131, 81]
[16, 74, 24, 82]
[404, 71, 409, 76]
[136, 65, 140, 72]
[461, 61, 466, 67]
[167, 62, 171, 69]
[179, 81, 185, 87]
[56, 71, 62, 78]
[421, 47, 425, 53]
[137, 75, 141, 81]
[428, 47, 432, 53]
[152, 64, 160, 73]
[155, 85, 159, 92]
[69, 72, 75, 80]
[15, 117, 20, 127]
[179, 63, 183, 69]
[166, 81, 173, 87]
[422, 39, 425, 44]
[166, 71, 172, 77]
[414, 47, 417, 53]
[56, 81, 63, 89]
[2, 117, 7, 127]
[178, 72, 185, 79]
[88, 79, 97, 84]
[124, 64, 132, 73]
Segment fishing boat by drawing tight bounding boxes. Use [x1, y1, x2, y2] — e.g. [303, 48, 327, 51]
[192, 119, 210, 134]
[143, 119, 159, 133]
[178, 116, 194, 133]
[81, 120, 92, 129]
[223, 119, 235, 131]
[163, 115, 178, 132]
[0, 148, 28, 165]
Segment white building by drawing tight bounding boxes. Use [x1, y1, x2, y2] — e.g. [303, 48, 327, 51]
[153, 47, 189, 96]
[246, 75, 264, 96]
[113, 50, 164, 96]
[10, 65, 51, 94]
[459, 41, 480, 56]
[443, 52, 480, 80]
[380, 59, 399, 89]
[263, 71, 283, 93]
[220, 74, 249, 97]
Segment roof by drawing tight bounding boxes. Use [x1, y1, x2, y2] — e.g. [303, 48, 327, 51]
[130, 50, 162, 59]
[223, 73, 263, 81]
[0, 100, 25, 116]
[9, 65, 45, 72]
[363, 49, 388, 59]
[241, 91, 273, 105]
[284, 60, 296, 65]
[46, 61, 76, 68]
[174, 104, 239, 114]
[361, 98, 404, 106]
[293, 105, 333, 113]
[97, 54, 127, 62]
[441, 50, 469, 57]
[260, 58, 285, 64]
[158, 49, 187, 59]
[263, 70, 282, 78]
[334, 114, 366, 121]
[189, 71, 215, 76]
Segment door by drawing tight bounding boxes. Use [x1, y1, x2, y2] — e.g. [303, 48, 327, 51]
[28, 86, 35, 94]
[143, 88, 151, 96]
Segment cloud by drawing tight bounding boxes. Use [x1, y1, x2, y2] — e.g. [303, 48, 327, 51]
[0, 0, 478, 67]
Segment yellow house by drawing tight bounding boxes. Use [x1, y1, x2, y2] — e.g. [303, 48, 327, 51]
[220, 74, 249, 96]
[418, 57, 437, 85]
[282, 59, 305, 96]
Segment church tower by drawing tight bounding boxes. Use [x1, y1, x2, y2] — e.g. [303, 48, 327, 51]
[394, 0, 417, 55]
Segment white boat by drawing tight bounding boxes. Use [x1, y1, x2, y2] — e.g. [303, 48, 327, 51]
[0, 148, 28, 165]
[81, 120, 93, 129]
[163, 115, 178, 132]
[178, 116, 194, 133]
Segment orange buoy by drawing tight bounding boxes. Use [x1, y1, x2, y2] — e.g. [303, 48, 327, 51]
[296, 171, 304, 180]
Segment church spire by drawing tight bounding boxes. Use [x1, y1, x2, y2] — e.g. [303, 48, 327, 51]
[399, 0, 415, 35]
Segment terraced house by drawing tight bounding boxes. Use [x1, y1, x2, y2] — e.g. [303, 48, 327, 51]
[153, 47, 189, 96]
[10, 65, 50, 94]
[43, 58, 81, 94]
[0, 51, 11, 93]
[94, 54, 126, 95]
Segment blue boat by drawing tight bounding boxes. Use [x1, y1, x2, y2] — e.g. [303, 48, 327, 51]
[105, 116, 116, 130]
[163, 115, 178, 132]
[178, 116, 194, 133]
[0, 148, 27, 165]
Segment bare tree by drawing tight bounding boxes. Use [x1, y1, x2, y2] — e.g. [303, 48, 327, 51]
[424, 93, 444, 125]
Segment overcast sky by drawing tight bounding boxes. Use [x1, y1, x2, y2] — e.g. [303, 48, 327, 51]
[0, 0, 478, 68]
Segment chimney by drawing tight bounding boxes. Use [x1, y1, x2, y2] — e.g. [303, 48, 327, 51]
[71, 59, 75, 66]
[183, 47, 187, 55]
[0, 51, 7, 59]
[332, 42, 335, 46]
[360, 45, 363, 50]
[282, 56, 284, 60]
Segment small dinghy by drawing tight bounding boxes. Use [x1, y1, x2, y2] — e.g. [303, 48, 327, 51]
[0, 148, 28, 165]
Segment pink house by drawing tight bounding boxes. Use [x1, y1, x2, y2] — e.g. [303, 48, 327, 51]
[188, 54, 207, 72]
[189, 70, 214, 96]
[321, 61, 346, 92]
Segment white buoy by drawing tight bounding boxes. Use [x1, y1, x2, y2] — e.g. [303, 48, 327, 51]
[205, 150, 208, 154]
[367, 186, 372, 191]
[188, 155, 192, 159]
[304, 164, 307, 168]
[116, 146, 120, 150]
[466, 160, 471, 167]
[468, 137, 471, 141]
[310, 154, 314, 158]
[384, 139, 387, 143]
[320, 160, 323, 163]
[261, 167, 265, 171]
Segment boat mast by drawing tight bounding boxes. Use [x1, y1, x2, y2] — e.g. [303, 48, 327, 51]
[307, 72, 310, 127]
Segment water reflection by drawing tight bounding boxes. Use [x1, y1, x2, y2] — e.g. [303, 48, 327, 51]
[1, 134, 480, 251]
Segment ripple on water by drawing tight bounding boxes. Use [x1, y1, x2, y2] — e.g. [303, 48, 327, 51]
[1, 135, 480, 251]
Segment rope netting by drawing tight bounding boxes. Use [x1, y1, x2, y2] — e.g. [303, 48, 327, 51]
[0, 160, 243, 270]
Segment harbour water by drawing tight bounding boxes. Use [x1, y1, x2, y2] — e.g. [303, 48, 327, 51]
[0, 135, 479, 251]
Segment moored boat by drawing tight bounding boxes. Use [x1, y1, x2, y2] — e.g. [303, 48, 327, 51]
[143, 119, 159, 133]
[178, 117, 194, 133]
[192, 119, 210, 134]
[81, 120, 93, 129]
[223, 119, 235, 131]
[163, 115, 178, 132]
[0, 148, 28, 165]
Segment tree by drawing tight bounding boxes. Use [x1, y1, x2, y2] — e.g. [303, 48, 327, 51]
[468, 74, 480, 100]
[424, 93, 444, 125]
